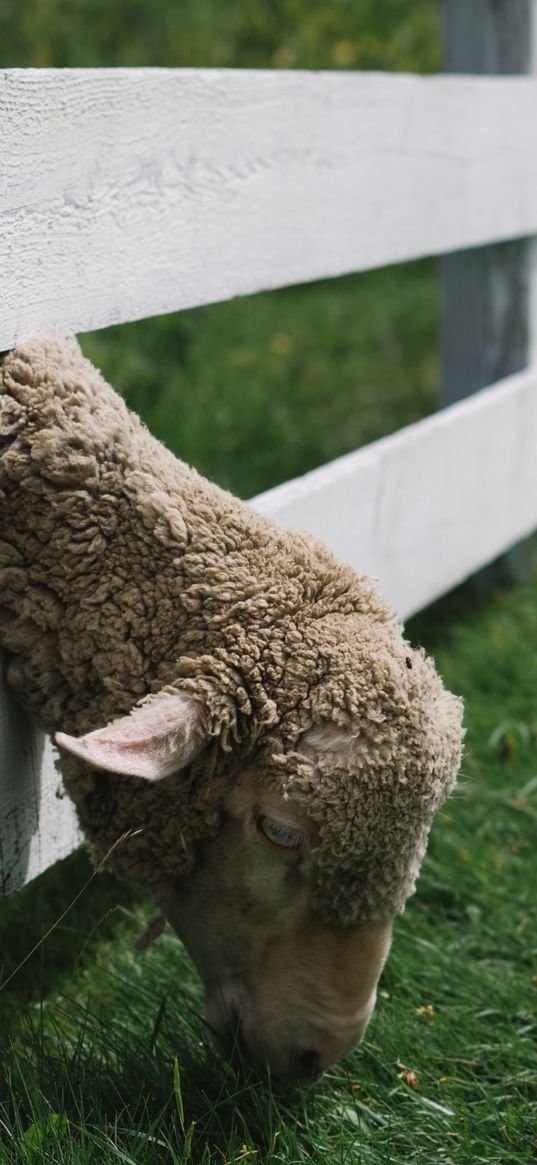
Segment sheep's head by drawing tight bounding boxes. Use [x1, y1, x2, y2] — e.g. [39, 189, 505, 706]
[162, 775, 393, 1084]
[57, 697, 392, 1083]
[56, 621, 462, 1085]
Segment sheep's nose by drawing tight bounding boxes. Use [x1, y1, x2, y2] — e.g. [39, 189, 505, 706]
[206, 986, 328, 1084]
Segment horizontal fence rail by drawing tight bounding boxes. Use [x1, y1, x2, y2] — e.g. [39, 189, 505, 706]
[2, 68, 537, 347]
[253, 364, 537, 618]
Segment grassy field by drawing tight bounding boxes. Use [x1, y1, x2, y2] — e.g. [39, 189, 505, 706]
[79, 260, 439, 499]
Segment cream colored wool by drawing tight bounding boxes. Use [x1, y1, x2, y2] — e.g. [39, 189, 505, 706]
[0, 335, 463, 924]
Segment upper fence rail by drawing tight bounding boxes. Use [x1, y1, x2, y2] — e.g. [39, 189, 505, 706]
[2, 67, 537, 349]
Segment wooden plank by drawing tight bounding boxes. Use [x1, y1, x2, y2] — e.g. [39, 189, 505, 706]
[441, 0, 537, 585]
[442, 0, 535, 405]
[441, 240, 530, 406]
[443, 0, 533, 74]
[0, 655, 81, 893]
[2, 68, 537, 347]
[251, 367, 537, 620]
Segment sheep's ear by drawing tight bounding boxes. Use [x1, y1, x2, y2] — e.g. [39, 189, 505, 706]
[55, 691, 206, 781]
[298, 722, 353, 755]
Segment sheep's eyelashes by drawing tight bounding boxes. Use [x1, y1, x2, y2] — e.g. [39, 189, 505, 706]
[258, 816, 305, 850]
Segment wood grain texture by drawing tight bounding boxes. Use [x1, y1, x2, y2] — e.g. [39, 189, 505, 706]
[252, 367, 537, 620]
[2, 68, 537, 346]
[0, 655, 81, 893]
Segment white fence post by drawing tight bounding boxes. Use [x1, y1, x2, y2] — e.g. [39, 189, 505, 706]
[0, 658, 81, 892]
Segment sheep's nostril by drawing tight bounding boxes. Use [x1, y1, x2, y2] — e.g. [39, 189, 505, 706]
[297, 1049, 322, 1083]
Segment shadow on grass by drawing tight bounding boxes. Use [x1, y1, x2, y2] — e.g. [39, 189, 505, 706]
[0, 850, 141, 1028]
[2, 973, 324, 1164]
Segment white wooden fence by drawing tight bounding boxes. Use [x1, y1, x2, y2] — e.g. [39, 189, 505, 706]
[2, 0, 537, 893]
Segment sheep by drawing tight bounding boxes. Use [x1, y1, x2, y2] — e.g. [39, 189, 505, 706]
[0, 334, 463, 1084]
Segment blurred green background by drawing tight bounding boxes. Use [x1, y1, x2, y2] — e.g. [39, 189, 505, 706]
[1, 0, 441, 498]
[0, 0, 440, 72]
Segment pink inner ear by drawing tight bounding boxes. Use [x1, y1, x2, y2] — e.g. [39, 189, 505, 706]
[55, 691, 206, 780]
[299, 722, 353, 754]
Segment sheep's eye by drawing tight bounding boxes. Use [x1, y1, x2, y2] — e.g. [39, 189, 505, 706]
[258, 816, 305, 850]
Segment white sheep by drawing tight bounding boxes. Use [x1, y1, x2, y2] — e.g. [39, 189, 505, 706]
[0, 335, 463, 1083]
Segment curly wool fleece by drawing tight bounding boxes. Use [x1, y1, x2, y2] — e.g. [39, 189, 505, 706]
[0, 335, 463, 924]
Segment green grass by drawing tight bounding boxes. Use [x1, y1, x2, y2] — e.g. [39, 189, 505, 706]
[1, 564, 536, 1164]
[0, 0, 440, 73]
[80, 259, 439, 499]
